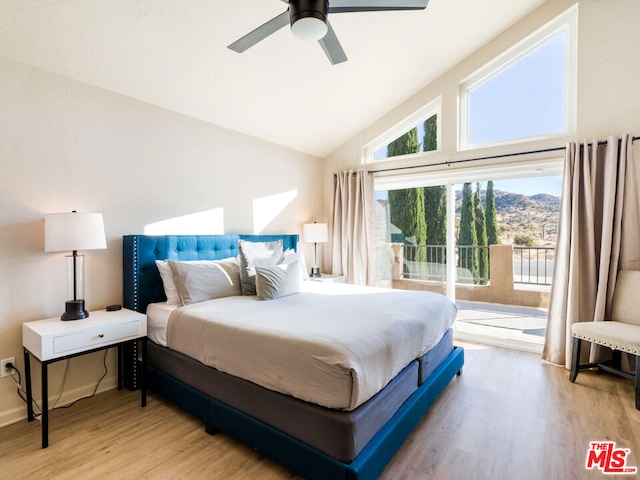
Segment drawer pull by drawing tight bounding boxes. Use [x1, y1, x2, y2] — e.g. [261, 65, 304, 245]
[98, 333, 104, 338]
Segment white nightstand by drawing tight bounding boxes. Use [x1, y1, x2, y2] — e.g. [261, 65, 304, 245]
[310, 274, 345, 283]
[22, 308, 147, 448]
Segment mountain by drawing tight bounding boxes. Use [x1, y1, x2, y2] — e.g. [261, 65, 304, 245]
[456, 189, 560, 247]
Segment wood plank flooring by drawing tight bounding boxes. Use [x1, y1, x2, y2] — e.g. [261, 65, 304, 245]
[0, 342, 637, 479]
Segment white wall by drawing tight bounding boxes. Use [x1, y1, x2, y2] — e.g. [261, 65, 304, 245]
[0, 57, 322, 426]
[323, 0, 640, 267]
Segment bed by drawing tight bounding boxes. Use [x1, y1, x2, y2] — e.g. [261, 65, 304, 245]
[122, 234, 464, 480]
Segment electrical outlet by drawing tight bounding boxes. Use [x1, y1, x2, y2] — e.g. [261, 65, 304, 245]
[1, 357, 15, 378]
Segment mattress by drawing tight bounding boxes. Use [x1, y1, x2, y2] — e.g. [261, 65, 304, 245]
[147, 329, 454, 462]
[160, 281, 456, 410]
[146, 302, 175, 346]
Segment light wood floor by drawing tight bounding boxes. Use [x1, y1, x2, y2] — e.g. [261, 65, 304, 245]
[0, 342, 638, 480]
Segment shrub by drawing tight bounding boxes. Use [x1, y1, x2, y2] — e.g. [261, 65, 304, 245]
[513, 234, 534, 246]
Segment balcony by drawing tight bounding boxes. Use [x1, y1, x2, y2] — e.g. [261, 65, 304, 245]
[385, 243, 551, 309]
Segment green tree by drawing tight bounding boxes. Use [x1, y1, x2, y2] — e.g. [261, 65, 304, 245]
[387, 127, 419, 158]
[458, 183, 478, 280]
[387, 129, 425, 268]
[423, 114, 437, 152]
[474, 183, 489, 285]
[389, 188, 426, 265]
[424, 185, 446, 265]
[486, 180, 499, 245]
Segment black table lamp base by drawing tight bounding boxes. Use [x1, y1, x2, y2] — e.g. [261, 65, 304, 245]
[61, 299, 89, 321]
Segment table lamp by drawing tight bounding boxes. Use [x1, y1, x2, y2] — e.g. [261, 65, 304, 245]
[303, 222, 328, 278]
[44, 211, 107, 320]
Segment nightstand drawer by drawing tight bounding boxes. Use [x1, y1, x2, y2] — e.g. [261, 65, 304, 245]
[53, 320, 140, 355]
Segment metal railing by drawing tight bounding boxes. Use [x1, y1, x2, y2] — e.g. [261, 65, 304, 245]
[457, 245, 490, 284]
[401, 244, 448, 281]
[379, 243, 555, 287]
[513, 246, 554, 285]
[398, 244, 490, 284]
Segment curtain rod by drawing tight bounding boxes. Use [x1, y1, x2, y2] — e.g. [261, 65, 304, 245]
[371, 136, 640, 175]
[333, 170, 373, 177]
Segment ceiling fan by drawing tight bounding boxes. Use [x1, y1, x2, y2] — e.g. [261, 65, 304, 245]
[228, 0, 430, 65]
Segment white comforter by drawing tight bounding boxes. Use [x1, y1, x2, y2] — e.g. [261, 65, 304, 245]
[166, 281, 456, 410]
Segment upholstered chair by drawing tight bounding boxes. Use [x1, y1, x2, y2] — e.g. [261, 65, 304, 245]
[570, 270, 640, 410]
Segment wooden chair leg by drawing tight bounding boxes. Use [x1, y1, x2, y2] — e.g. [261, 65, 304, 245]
[570, 336, 581, 383]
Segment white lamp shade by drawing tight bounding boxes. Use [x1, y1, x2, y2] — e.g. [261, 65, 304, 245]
[45, 212, 107, 252]
[303, 223, 328, 243]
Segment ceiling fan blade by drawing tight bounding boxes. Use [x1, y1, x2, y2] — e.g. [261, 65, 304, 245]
[318, 22, 347, 65]
[228, 11, 290, 53]
[328, 0, 429, 14]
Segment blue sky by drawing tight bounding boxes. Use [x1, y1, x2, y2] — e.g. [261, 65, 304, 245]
[490, 176, 562, 196]
[376, 27, 566, 199]
[468, 31, 566, 145]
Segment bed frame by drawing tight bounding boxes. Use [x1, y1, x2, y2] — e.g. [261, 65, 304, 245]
[123, 234, 464, 480]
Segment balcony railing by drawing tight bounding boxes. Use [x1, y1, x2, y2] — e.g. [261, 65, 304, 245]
[513, 246, 554, 285]
[399, 244, 490, 284]
[400, 244, 448, 282]
[382, 243, 554, 287]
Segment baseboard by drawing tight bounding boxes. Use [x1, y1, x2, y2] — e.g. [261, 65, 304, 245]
[0, 376, 117, 429]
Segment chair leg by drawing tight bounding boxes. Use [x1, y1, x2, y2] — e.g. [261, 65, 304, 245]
[570, 336, 581, 383]
[635, 355, 639, 411]
[612, 349, 622, 370]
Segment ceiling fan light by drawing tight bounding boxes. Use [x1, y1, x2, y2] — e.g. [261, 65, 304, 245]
[291, 16, 328, 41]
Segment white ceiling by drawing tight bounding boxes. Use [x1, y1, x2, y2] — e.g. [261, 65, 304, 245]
[0, 0, 546, 157]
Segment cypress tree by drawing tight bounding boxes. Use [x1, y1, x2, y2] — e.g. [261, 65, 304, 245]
[474, 183, 489, 285]
[421, 115, 442, 270]
[423, 114, 437, 152]
[486, 180, 499, 245]
[389, 188, 426, 264]
[458, 183, 478, 280]
[386, 128, 426, 268]
[424, 185, 446, 265]
[387, 127, 419, 158]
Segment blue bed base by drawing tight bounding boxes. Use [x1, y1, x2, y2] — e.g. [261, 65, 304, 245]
[123, 234, 464, 480]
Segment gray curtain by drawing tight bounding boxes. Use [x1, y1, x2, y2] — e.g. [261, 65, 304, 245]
[329, 169, 375, 285]
[543, 135, 640, 368]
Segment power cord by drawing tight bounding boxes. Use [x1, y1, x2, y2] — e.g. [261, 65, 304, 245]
[7, 362, 43, 420]
[8, 349, 109, 416]
[54, 349, 109, 410]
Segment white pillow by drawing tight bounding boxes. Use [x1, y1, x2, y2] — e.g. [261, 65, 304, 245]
[282, 249, 309, 281]
[155, 260, 181, 305]
[167, 258, 241, 305]
[255, 261, 300, 300]
[237, 239, 284, 296]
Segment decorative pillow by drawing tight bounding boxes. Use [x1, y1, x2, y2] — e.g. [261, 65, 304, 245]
[255, 261, 301, 300]
[155, 260, 181, 305]
[282, 249, 309, 282]
[168, 258, 241, 305]
[237, 239, 284, 295]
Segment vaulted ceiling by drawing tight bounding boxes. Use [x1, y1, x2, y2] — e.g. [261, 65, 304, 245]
[0, 0, 546, 157]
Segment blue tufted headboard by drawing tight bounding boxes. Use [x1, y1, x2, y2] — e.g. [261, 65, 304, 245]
[123, 234, 299, 314]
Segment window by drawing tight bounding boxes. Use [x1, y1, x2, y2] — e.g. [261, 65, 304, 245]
[374, 158, 563, 291]
[365, 98, 440, 163]
[459, 7, 577, 149]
